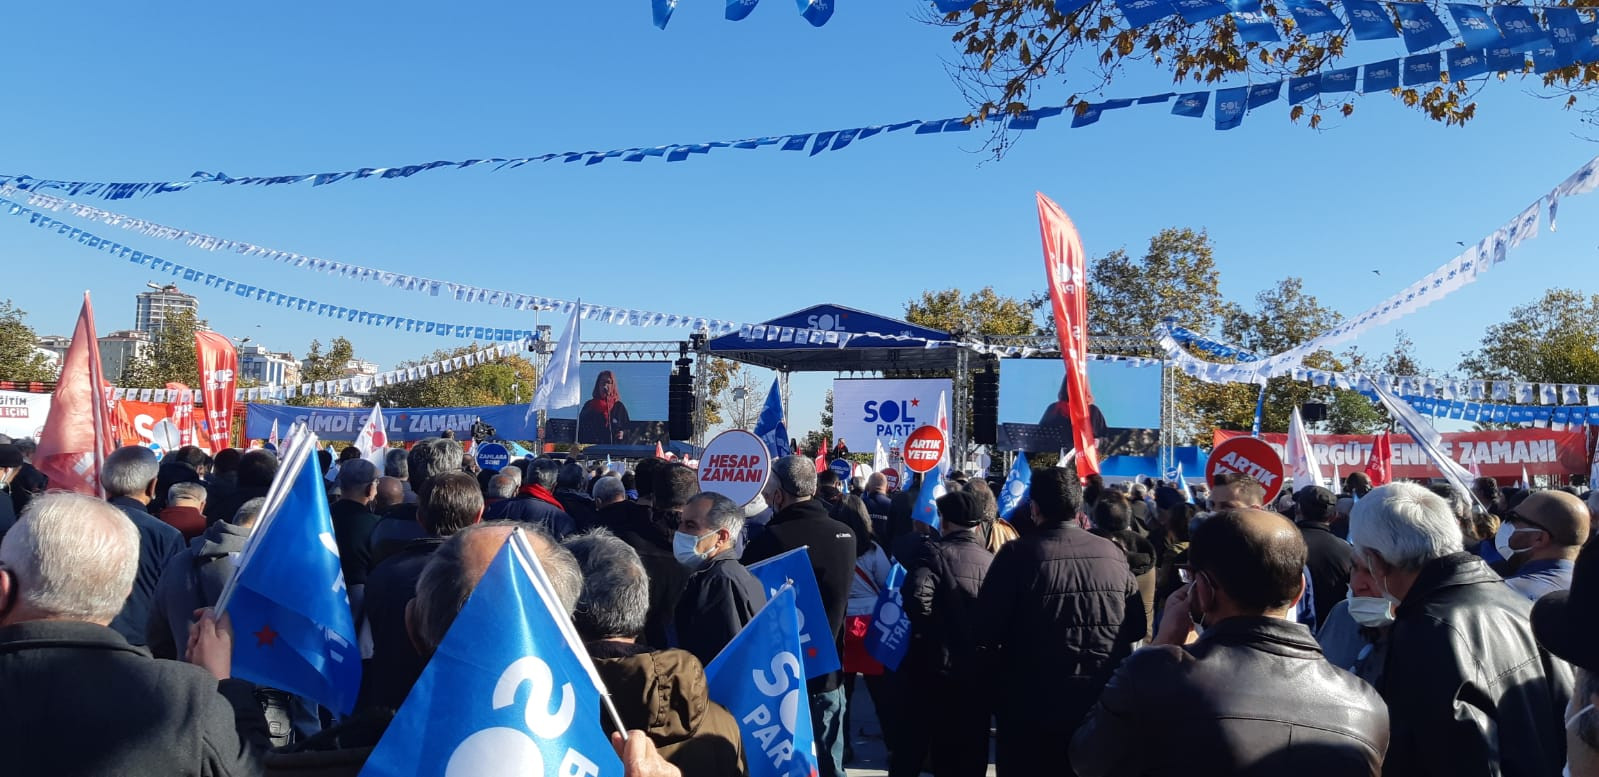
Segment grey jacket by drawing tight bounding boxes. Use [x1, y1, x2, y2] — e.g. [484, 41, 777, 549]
[148, 521, 251, 661]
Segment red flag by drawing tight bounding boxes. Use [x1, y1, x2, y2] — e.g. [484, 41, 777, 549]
[165, 382, 195, 448]
[654, 441, 666, 460]
[1364, 431, 1393, 486]
[815, 437, 830, 473]
[36, 293, 114, 495]
[1037, 193, 1100, 476]
[194, 332, 239, 450]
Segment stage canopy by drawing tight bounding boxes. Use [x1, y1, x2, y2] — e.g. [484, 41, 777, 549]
[705, 304, 961, 373]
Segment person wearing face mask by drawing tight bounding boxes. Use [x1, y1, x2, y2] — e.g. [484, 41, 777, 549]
[1070, 508, 1390, 776]
[671, 491, 766, 669]
[1499, 490, 1588, 601]
[1532, 536, 1599, 777]
[1349, 482, 1572, 777]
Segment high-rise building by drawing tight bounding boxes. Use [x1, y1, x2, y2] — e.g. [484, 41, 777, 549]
[135, 283, 199, 335]
[97, 330, 151, 383]
[238, 344, 300, 387]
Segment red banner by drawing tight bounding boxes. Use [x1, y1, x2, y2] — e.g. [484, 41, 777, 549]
[1038, 192, 1099, 476]
[165, 382, 195, 447]
[1214, 428, 1589, 479]
[1363, 431, 1393, 486]
[194, 331, 238, 450]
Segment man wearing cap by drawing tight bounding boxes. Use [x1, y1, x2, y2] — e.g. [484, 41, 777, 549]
[1297, 485, 1352, 628]
[1500, 490, 1588, 601]
[1533, 539, 1599, 777]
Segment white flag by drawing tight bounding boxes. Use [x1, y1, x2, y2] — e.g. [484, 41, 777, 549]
[1368, 377, 1476, 504]
[1285, 407, 1326, 493]
[354, 403, 389, 468]
[935, 390, 950, 468]
[529, 302, 583, 419]
[873, 438, 888, 473]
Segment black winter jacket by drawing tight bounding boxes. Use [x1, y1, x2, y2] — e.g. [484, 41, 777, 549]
[904, 528, 994, 676]
[674, 555, 767, 669]
[1298, 520, 1353, 630]
[977, 520, 1146, 729]
[482, 495, 577, 540]
[1070, 616, 1390, 777]
[742, 498, 857, 694]
[1369, 552, 1572, 777]
[109, 495, 186, 647]
[603, 501, 693, 651]
[0, 620, 268, 776]
[556, 488, 602, 533]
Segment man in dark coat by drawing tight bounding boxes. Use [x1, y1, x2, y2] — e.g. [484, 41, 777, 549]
[1349, 482, 1572, 777]
[204, 448, 275, 527]
[482, 457, 576, 539]
[891, 490, 996, 777]
[555, 461, 602, 532]
[0, 444, 20, 539]
[6, 438, 48, 518]
[100, 445, 186, 647]
[1296, 485, 1352, 629]
[1071, 509, 1390, 776]
[674, 491, 766, 668]
[329, 459, 382, 621]
[977, 466, 1146, 777]
[743, 455, 857, 777]
[368, 437, 462, 569]
[604, 463, 697, 651]
[0, 492, 269, 776]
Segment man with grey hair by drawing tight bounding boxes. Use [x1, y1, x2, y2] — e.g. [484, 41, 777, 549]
[101, 445, 185, 647]
[369, 435, 464, 569]
[484, 472, 520, 505]
[0, 492, 269, 774]
[1349, 481, 1571, 776]
[593, 475, 627, 507]
[674, 492, 766, 668]
[383, 447, 416, 504]
[565, 530, 745, 775]
[157, 480, 208, 540]
[483, 456, 575, 539]
[743, 455, 856, 777]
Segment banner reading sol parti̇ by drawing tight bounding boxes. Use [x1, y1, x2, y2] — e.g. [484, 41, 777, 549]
[1213, 428, 1590, 480]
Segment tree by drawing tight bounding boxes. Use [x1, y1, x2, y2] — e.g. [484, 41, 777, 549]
[700, 357, 744, 429]
[1085, 227, 1226, 346]
[925, 1, 1594, 145]
[1459, 289, 1599, 385]
[0, 301, 56, 383]
[799, 390, 836, 455]
[290, 337, 356, 407]
[905, 287, 1040, 336]
[369, 345, 539, 409]
[708, 364, 765, 433]
[121, 308, 204, 388]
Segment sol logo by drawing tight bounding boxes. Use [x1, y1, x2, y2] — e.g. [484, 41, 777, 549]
[445, 656, 600, 777]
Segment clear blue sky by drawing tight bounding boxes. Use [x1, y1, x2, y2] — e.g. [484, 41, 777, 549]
[3, 1, 1596, 440]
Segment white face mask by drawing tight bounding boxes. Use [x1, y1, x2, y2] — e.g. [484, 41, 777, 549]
[673, 530, 715, 569]
[1346, 589, 1396, 628]
[1495, 523, 1542, 561]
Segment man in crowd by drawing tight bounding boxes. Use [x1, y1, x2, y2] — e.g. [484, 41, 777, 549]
[358, 471, 483, 711]
[613, 463, 697, 650]
[1500, 488, 1588, 600]
[158, 480, 209, 541]
[674, 491, 765, 668]
[383, 448, 416, 504]
[1296, 485, 1352, 628]
[892, 490, 996, 777]
[1349, 482, 1571, 776]
[6, 438, 47, 517]
[369, 437, 462, 567]
[555, 461, 600, 532]
[330, 459, 383, 619]
[0, 444, 26, 534]
[1210, 471, 1265, 511]
[100, 445, 185, 647]
[205, 448, 276, 526]
[484, 472, 518, 507]
[593, 475, 628, 509]
[148, 498, 265, 660]
[863, 472, 892, 518]
[1088, 491, 1157, 641]
[978, 467, 1145, 776]
[372, 476, 406, 516]
[565, 530, 745, 775]
[0, 492, 269, 775]
[1070, 509, 1390, 776]
[1532, 536, 1599, 777]
[483, 457, 575, 539]
[743, 455, 857, 777]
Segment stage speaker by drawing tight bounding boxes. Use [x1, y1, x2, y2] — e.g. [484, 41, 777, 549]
[972, 367, 1000, 445]
[1302, 402, 1328, 422]
[669, 360, 695, 441]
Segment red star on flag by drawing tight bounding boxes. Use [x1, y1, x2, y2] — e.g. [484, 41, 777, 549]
[807, 646, 819, 658]
[254, 624, 279, 647]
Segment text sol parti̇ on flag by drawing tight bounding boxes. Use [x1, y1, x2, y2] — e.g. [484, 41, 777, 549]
[1037, 193, 1100, 476]
[194, 331, 239, 450]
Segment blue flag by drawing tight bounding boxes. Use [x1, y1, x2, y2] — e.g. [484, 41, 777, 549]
[997, 454, 1031, 519]
[754, 377, 791, 460]
[223, 434, 361, 714]
[911, 463, 948, 528]
[653, 0, 676, 28]
[1390, 2, 1451, 53]
[863, 564, 911, 671]
[704, 588, 820, 777]
[1344, 0, 1398, 40]
[798, 0, 834, 26]
[1448, 4, 1505, 49]
[746, 547, 842, 679]
[1283, 0, 1341, 34]
[361, 536, 623, 777]
[727, 0, 760, 20]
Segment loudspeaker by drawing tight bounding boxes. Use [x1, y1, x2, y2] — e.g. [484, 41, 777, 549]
[668, 361, 695, 441]
[1302, 402, 1328, 422]
[972, 367, 1000, 445]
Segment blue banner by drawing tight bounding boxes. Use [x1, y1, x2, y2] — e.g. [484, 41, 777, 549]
[1228, 0, 1282, 42]
[1448, 47, 1490, 79]
[1491, 5, 1549, 50]
[1363, 58, 1402, 91]
[1172, 91, 1210, 117]
[362, 535, 623, 777]
[1448, 4, 1504, 49]
[911, 462, 948, 528]
[863, 564, 911, 671]
[704, 587, 821, 777]
[998, 453, 1031, 519]
[1345, 0, 1400, 40]
[728, 0, 761, 20]
[1247, 81, 1282, 109]
[1321, 67, 1360, 93]
[1289, 75, 1321, 104]
[1284, 0, 1341, 34]
[1487, 45, 1529, 71]
[1116, 0, 1178, 27]
[798, 0, 834, 26]
[1391, 2, 1453, 52]
[245, 403, 538, 442]
[1403, 52, 1442, 85]
[746, 547, 843, 679]
[1215, 87, 1248, 129]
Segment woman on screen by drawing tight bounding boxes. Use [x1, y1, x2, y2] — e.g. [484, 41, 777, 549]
[578, 370, 631, 444]
[1039, 376, 1109, 439]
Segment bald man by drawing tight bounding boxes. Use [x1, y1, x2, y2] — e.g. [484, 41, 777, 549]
[372, 476, 407, 517]
[1071, 509, 1390, 776]
[1501, 490, 1590, 601]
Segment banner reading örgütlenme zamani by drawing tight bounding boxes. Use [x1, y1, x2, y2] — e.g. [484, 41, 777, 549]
[1037, 192, 1100, 475]
[194, 331, 238, 450]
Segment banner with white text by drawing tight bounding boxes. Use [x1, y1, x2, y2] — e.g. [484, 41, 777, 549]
[1213, 428, 1589, 480]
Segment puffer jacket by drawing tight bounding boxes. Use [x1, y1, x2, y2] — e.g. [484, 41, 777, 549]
[904, 528, 994, 676]
[147, 521, 252, 661]
[1093, 527, 1156, 641]
[587, 641, 744, 777]
[977, 520, 1146, 729]
[1368, 552, 1572, 777]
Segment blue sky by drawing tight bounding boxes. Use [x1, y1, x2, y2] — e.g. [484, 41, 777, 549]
[2, 1, 1596, 440]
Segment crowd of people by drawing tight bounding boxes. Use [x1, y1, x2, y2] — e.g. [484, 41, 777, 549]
[2, 428, 1599, 776]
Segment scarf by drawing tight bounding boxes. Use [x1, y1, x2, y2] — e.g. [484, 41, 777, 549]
[519, 483, 566, 510]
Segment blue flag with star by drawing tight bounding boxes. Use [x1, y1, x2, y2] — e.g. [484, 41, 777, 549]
[223, 433, 361, 714]
[753, 376, 791, 460]
[361, 536, 623, 777]
[704, 587, 821, 777]
[911, 463, 948, 529]
[997, 454, 1031, 519]
[746, 546, 842, 679]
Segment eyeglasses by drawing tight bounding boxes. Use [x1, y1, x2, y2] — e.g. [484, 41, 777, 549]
[1506, 510, 1551, 535]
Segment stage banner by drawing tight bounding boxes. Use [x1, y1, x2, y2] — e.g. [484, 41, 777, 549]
[831, 378, 952, 452]
[1213, 428, 1588, 479]
[545, 361, 670, 446]
[0, 390, 51, 440]
[245, 404, 538, 443]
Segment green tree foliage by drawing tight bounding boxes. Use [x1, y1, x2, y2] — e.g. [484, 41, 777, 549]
[0, 301, 56, 383]
[905, 287, 1040, 336]
[1086, 227, 1225, 341]
[121, 308, 204, 388]
[289, 337, 356, 407]
[928, 0, 1595, 142]
[707, 361, 764, 433]
[1459, 289, 1599, 385]
[369, 345, 539, 409]
[700, 357, 744, 429]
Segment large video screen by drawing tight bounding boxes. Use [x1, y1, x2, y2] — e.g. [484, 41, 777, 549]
[999, 360, 1161, 455]
[547, 361, 670, 445]
[831, 378, 953, 451]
